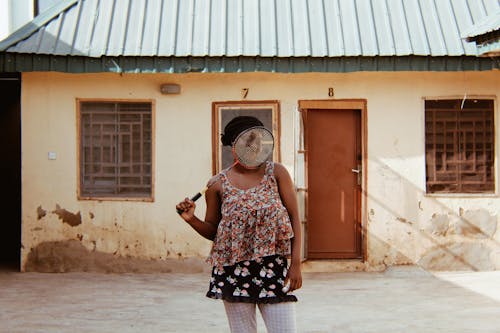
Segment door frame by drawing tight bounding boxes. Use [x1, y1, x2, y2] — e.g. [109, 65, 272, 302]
[298, 99, 368, 261]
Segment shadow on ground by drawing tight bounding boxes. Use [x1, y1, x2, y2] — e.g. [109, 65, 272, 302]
[0, 267, 499, 333]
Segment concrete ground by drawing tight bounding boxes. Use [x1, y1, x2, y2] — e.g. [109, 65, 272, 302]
[1, 266, 499, 333]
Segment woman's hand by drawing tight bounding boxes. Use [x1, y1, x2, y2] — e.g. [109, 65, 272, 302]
[285, 262, 302, 292]
[176, 198, 196, 222]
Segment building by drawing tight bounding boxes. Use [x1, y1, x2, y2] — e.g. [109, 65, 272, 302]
[0, 0, 499, 272]
[463, 10, 500, 57]
[0, 0, 62, 41]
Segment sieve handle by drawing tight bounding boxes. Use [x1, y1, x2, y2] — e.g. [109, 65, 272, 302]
[176, 186, 208, 215]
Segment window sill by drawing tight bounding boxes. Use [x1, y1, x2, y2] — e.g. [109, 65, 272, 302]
[424, 193, 498, 198]
[78, 196, 154, 202]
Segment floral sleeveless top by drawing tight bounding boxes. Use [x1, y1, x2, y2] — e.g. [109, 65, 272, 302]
[207, 161, 294, 269]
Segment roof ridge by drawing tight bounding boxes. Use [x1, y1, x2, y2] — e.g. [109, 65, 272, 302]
[0, 0, 78, 51]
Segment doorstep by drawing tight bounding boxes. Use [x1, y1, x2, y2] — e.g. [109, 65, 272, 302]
[301, 259, 366, 273]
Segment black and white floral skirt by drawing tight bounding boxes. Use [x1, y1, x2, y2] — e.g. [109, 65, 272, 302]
[206, 255, 298, 304]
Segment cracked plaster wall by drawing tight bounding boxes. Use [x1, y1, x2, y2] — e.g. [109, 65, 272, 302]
[364, 71, 499, 271]
[21, 71, 500, 272]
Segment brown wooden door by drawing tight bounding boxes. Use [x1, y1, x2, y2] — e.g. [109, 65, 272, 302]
[306, 109, 362, 259]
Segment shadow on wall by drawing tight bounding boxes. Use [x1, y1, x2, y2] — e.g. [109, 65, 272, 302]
[367, 158, 499, 271]
[23, 160, 499, 273]
[25, 240, 210, 273]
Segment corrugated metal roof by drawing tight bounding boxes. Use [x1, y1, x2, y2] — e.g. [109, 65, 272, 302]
[463, 10, 500, 39]
[1, 0, 499, 58]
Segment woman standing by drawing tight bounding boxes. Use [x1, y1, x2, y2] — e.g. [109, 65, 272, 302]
[176, 116, 302, 333]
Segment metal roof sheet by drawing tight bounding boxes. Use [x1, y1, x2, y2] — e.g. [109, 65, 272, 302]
[1, 0, 499, 58]
[463, 10, 500, 39]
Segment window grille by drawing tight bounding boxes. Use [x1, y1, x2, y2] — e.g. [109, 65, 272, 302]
[79, 101, 152, 199]
[425, 99, 494, 193]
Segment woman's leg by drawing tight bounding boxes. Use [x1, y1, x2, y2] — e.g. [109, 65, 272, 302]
[223, 301, 257, 333]
[258, 302, 297, 333]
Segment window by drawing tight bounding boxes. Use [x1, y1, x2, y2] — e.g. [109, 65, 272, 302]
[212, 101, 280, 174]
[425, 99, 495, 193]
[78, 100, 153, 200]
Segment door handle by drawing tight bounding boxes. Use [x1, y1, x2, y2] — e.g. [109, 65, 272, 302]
[351, 165, 362, 185]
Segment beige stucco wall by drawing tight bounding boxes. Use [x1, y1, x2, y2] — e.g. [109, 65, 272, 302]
[20, 70, 500, 272]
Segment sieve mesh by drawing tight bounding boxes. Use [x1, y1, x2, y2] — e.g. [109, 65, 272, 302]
[232, 126, 274, 168]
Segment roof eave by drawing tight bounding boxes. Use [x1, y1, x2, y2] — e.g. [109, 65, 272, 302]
[0, 54, 497, 74]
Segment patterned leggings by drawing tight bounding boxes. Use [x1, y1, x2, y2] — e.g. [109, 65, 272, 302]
[223, 301, 297, 333]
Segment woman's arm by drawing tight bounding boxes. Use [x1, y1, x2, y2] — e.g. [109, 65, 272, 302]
[176, 178, 222, 241]
[274, 163, 303, 292]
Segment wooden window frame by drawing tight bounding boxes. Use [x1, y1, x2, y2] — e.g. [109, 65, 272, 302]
[424, 98, 496, 194]
[77, 98, 155, 202]
[212, 101, 281, 174]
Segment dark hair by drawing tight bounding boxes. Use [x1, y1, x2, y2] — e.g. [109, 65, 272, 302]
[221, 116, 264, 146]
